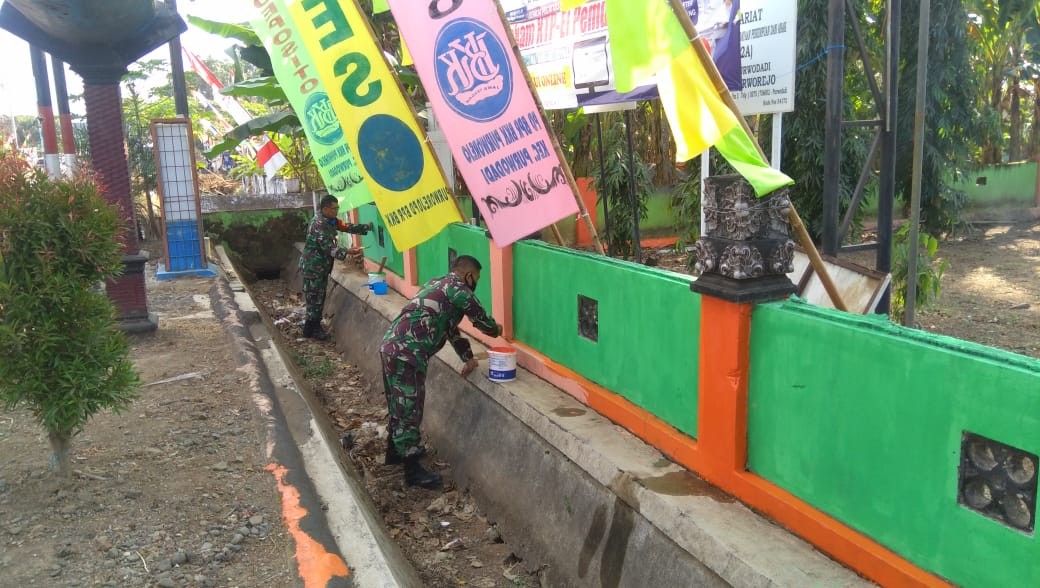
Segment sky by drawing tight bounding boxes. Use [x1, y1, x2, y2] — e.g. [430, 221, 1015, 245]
[0, 0, 253, 117]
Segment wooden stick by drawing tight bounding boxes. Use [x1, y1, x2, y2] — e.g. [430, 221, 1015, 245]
[550, 223, 566, 246]
[494, 1, 606, 255]
[376, 256, 388, 274]
[665, 0, 848, 312]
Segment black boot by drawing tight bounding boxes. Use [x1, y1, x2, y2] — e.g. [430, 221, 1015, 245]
[303, 319, 329, 341]
[384, 437, 403, 465]
[385, 437, 425, 465]
[404, 456, 442, 489]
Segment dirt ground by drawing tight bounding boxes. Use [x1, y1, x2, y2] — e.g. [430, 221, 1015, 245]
[1, 258, 541, 588]
[0, 273, 297, 588]
[892, 221, 1040, 358]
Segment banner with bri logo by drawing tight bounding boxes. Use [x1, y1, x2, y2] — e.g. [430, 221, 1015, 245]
[388, 0, 579, 247]
[250, 4, 372, 208]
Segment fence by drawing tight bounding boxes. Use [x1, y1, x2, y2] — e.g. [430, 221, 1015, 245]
[351, 212, 1040, 587]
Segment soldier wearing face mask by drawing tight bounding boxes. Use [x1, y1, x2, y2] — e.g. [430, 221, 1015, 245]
[378, 254, 502, 488]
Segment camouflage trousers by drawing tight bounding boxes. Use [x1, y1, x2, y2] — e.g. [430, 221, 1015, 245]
[380, 353, 427, 458]
[302, 274, 328, 322]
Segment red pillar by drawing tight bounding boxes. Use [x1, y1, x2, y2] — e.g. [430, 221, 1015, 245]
[82, 75, 155, 333]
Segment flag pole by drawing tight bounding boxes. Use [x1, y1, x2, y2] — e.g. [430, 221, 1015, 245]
[665, 0, 848, 312]
[494, 1, 607, 255]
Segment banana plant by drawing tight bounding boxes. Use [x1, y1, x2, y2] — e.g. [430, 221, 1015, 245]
[187, 14, 423, 161]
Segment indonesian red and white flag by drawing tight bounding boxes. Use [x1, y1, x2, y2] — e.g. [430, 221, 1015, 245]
[183, 47, 287, 179]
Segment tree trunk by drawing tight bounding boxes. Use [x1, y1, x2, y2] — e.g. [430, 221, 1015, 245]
[1009, 77, 1022, 162]
[1031, 91, 1040, 160]
[48, 430, 72, 478]
[985, 74, 1004, 165]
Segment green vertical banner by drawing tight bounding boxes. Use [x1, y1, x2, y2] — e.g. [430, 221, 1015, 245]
[251, 2, 372, 208]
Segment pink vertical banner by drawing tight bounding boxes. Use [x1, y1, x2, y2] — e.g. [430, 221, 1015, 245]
[388, 0, 579, 247]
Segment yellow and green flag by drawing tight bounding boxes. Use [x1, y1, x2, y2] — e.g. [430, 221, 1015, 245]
[605, 0, 793, 196]
[251, 3, 371, 209]
[280, 0, 461, 251]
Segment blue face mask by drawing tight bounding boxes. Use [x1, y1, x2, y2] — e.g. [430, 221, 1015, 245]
[325, 217, 338, 226]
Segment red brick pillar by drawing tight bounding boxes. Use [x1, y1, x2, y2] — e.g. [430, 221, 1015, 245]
[81, 72, 156, 333]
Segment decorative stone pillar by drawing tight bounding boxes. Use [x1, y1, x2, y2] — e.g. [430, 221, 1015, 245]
[691, 174, 796, 303]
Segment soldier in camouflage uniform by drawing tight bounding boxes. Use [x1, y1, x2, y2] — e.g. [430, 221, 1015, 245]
[301, 195, 371, 340]
[379, 255, 501, 488]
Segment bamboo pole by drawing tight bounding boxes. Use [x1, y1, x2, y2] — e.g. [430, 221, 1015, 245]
[903, 0, 930, 327]
[494, 1, 607, 255]
[665, 0, 848, 311]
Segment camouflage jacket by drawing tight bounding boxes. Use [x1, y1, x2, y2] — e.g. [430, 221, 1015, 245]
[380, 273, 500, 372]
[301, 214, 367, 278]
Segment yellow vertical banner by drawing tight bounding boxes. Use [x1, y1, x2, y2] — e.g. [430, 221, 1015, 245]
[284, 0, 461, 251]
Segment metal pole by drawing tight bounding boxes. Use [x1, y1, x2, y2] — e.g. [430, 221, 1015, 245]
[595, 113, 611, 255]
[624, 109, 642, 263]
[167, 0, 190, 117]
[771, 114, 783, 169]
[876, 0, 900, 314]
[822, 0, 846, 256]
[904, 0, 930, 327]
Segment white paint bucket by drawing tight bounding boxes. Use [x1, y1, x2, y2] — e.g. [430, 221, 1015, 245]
[367, 272, 386, 289]
[487, 346, 517, 382]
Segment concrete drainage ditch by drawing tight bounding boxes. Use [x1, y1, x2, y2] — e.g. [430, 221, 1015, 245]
[215, 241, 870, 587]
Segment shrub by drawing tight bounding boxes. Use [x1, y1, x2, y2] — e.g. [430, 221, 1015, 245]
[890, 222, 948, 322]
[0, 151, 139, 476]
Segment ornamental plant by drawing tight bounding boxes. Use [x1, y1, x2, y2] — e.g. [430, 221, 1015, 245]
[0, 149, 139, 477]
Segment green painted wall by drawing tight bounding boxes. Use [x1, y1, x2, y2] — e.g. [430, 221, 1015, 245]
[513, 240, 700, 436]
[955, 161, 1038, 208]
[415, 223, 493, 315]
[357, 203, 405, 277]
[747, 300, 1040, 587]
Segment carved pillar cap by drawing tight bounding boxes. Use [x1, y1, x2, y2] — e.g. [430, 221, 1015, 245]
[692, 174, 796, 304]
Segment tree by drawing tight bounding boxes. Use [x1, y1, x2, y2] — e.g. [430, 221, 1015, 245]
[967, 0, 1040, 164]
[0, 150, 139, 477]
[895, 0, 983, 233]
[591, 116, 655, 258]
[187, 13, 429, 192]
[779, 0, 873, 240]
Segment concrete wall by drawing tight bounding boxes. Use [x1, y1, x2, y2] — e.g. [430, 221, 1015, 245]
[954, 160, 1039, 208]
[748, 301, 1040, 586]
[357, 203, 406, 277]
[513, 239, 700, 437]
[318, 272, 728, 587]
[279, 212, 1040, 584]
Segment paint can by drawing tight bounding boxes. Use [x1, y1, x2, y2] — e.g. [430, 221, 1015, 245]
[367, 272, 386, 289]
[372, 281, 389, 295]
[487, 346, 517, 382]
